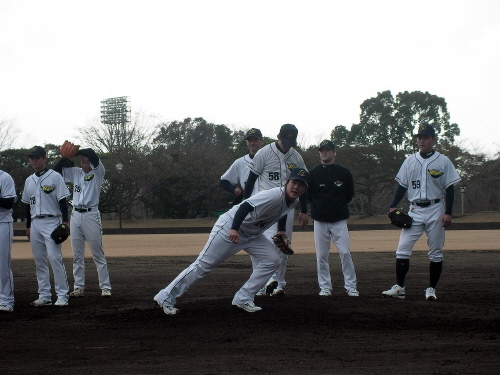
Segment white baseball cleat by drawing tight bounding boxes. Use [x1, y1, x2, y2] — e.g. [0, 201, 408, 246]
[101, 289, 112, 297]
[157, 302, 179, 315]
[31, 299, 52, 307]
[54, 299, 69, 307]
[0, 304, 14, 312]
[425, 287, 437, 301]
[234, 301, 262, 313]
[382, 284, 405, 299]
[347, 289, 360, 297]
[70, 288, 85, 297]
[319, 289, 332, 296]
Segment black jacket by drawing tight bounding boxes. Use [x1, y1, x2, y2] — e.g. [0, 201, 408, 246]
[307, 163, 354, 222]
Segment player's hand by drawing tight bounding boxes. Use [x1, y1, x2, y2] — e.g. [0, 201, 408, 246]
[299, 212, 309, 228]
[228, 229, 239, 243]
[442, 214, 452, 227]
[234, 187, 243, 196]
[26, 228, 31, 241]
[389, 207, 398, 213]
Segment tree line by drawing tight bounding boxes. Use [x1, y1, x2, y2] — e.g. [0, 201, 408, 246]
[1, 90, 498, 222]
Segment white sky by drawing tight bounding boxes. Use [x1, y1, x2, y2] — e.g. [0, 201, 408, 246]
[1, 0, 499, 156]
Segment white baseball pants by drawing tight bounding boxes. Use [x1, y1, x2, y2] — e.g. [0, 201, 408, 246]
[396, 201, 446, 262]
[261, 210, 295, 289]
[154, 218, 280, 307]
[0, 222, 14, 307]
[30, 217, 69, 300]
[70, 210, 111, 290]
[313, 220, 357, 291]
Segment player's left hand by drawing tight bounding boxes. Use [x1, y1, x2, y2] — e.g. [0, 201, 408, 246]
[228, 229, 239, 243]
[442, 214, 452, 227]
[299, 213, 309, 228]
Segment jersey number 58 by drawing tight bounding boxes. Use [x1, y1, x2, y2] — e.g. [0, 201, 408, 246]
[268, 172, 280, 181]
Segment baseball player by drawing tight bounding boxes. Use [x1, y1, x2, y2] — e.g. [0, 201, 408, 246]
[22, 146, 71, 307]
[244, 124, 308, 296]
[307, 140, 358, 297]
[382, 124, 461, 300]
[154, 168, 310, 315]
[53, 147, 112, 297]
[0, 169, 17, 312]
[219, 128, 265, 205]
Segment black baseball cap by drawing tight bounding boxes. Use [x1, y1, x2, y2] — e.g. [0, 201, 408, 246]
[416, 123, 436, 137]
[318, 140, 335, 150]
[28, 146, 46, 158]
[245, 128, 263, 139]
[279, 124, 298, 147]
[289, 167, 309, 187]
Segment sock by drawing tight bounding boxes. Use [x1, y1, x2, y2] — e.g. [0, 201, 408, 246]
[429, 261, 443, 288]
[396, 258, 409, 288]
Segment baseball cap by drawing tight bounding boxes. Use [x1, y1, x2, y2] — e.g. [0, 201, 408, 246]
[28, 146, 47, 158]
[416, 123, 436, 137]
[318, 139, 335, 150]
[279, 124, 298, 147]
[245, 128, 263, 139]
[289, 167, 309, 187]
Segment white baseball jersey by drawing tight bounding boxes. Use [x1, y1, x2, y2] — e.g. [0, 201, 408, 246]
[60, 160, 105, 208]
[224, 186, 300, 239]
[154, 186, 299, 308]
[249, 142, 306, 192]
[21, 170, 71, 217]
[0, 170, 16, 222]
[395, 151, 461, 202]
[220, 154, 255, 192]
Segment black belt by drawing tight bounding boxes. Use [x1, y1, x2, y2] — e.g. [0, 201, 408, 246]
[412, 199, 440, 207]
[74, 207, 92, 213]
[37, 215, 55, 219]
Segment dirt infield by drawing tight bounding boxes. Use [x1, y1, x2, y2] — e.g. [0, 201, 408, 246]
[11, 229, 500, 259]
[3, 231, 499, 375]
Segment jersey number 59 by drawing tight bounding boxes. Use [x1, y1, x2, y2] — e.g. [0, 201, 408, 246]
[412, 180, 421, 189]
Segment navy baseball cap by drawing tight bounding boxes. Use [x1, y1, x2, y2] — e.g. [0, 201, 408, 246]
[289, 167, 309, 187]
[279, 124, 298, 147]
[28, 146, 46, 158]
[416, 123, 436, 137]
[245, 128, 263, 139]
[319, 139, 335, 150]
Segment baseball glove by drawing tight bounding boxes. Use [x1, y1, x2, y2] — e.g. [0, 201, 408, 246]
[51, 223, 70, 244]
[229, 194, 244, 207]
[272, 233, 294, 255]
[60, 140, 80, 159]
[388, 209, 413, 229]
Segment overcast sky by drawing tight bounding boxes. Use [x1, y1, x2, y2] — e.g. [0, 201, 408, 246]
[1, 0, 499, 156]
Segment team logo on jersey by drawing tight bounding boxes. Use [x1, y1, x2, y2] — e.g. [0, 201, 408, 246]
[85, 174, 95, 181]
[41, 185, 55, 194]
[334, 181, 343, 187]
[287, 163, 298, 170]
[428, 169, 444, 179]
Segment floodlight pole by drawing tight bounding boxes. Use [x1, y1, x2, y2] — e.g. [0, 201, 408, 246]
[460, 186, 466, 214]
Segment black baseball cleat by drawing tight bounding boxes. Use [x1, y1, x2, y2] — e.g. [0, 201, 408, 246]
[265, 280, 278, 295]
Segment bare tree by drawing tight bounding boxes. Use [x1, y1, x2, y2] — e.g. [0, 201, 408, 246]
[0, 117, 20, 151]
[78, 110, 157, 153]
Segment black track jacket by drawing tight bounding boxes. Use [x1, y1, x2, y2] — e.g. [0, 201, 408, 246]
[307, 163, 354, 223]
